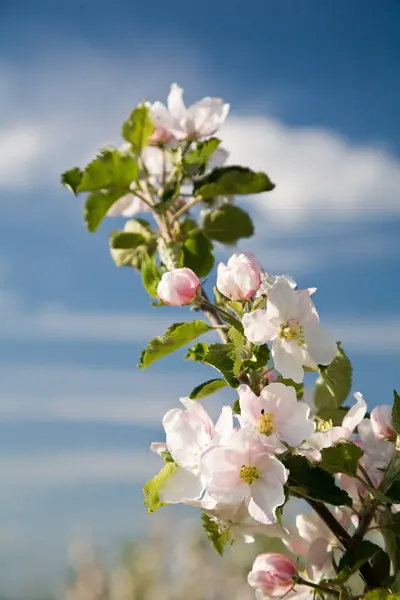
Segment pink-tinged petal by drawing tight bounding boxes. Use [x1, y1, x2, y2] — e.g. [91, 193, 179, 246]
[180, 397, 214, 436]
[303, 322, 337, 366]
[248, 479, 285, 524]
[238, 384, 262, 425]
[342, 392, 367, 433]
[370, 405, 396, 440]
[272, 338, 304, 383]
[243, 310, 277, 344]
[306, 537, 333, 581]
[167, 83, 186, 120]
[150, 442, 168, 456]
[186, 98, 230, 138]
[159, 467, 204, 504]
[279, 402, 315, 447]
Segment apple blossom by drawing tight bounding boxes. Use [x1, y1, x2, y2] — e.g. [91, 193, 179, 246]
[248, 553, 297, 599]
[357, 417, 395, 487]
[201, 427, 288, 524]
[237, 383, 315, 452]
[157, 268, 201, 305]
[149, 83, 230, 141]
[298, 392, 367, 462]
[370, 405, 396, 441]
[217, 252, 261, 300]
[155, 400, 233, 504]
[242, 278, 337, 383]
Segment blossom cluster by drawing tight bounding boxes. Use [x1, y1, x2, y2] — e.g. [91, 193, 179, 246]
[151, 253, 399, 599]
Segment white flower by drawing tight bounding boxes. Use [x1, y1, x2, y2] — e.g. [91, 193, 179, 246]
[298, 392, 367, 462]
[242, 278, 337, 383]
[155, 399, 233, 504]
[150, 83, 230, 141]
[238, 383, 315, 452]
[201, 427, 288, 524]
[357, 417, 395, 487]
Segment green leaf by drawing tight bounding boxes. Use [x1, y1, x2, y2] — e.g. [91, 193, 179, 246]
[85, 189, 127, 233]
[190, 378, 228, 400]
[241, 344, 270, 374]
[143, 462, 177, 513]
[203, 204, 254, 244]
[141, 254, 162, 298]
[320, 443, 364, 476]
[228, 326, 245, 376]
[182, 232, 214, 277]
[186, 342, 237, 387]
[392, 390, 400, 435]
[284, 455, 352, 506]
[232, 398, 241, 414]
[183, 138, 221, 175]
[139, 321, 212, 369]
[61, 167, 83, 195]
[314, 343, 352, 417]
[201, 513, 232, 556]
[371, 550, 391, 587]
[78, 149, 139, 192]
[335, 540, 381, 583]
[121, 104, 154, 152]
[277, 376, 304, 400]
[194, 166, 275, 197]
[364, 591, 400, 600]
[385, 480, 400, 503]
[109, 231, 147, 268]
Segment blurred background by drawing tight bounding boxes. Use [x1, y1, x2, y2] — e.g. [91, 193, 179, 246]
[0, 0, 399, 596]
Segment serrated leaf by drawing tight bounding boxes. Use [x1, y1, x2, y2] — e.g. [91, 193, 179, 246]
[194, 166, 275, 197]
[85, 190, 127, 233]
[78, 149, 139, 192]
[314, 343, 352, 417]
[320, 443, 363, 476]
[242, 344, 270, 374]
[392, 390, 400, 435]
[184, 138, 221, 176]
[190, 378, 228, 400]
[186, 342, 237, 387]
[335, 540, 381, 583]
[201, 513, 232, 556]
[61, 167, 83, 195]
[124, 218, 153, 238]
[228, 326, 244, 376]
[141, 254, 162, 297]
[203, 204, 254, 243]
[109, 231, 148, 268]
[284, 455, 352, 506]
[182, 232, 214, 277]
[139, 321, 212, 369]
[143, 462, 177, 513]
[121, 104, 154, 152]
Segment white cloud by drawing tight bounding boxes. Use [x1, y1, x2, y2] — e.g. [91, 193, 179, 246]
[328, 317, 400, 354]
[1, 48, 399, 230]
[0, 450, 160, 489]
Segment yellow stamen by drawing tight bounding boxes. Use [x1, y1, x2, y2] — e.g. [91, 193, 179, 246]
[279, 319, 305, 346]
[317, 419, 332, 432]
[257, 410, 275, 436]
[240, 465, 260, 484]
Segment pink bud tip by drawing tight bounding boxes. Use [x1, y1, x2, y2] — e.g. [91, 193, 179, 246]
[248, 553, 297, 598]
[157, 268, 201, 306]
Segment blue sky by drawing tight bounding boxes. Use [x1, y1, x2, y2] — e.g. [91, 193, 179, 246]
[1, 0, 400, 594]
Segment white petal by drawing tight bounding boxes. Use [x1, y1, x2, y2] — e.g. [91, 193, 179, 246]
[242, 310, 277, 344]
[267, 278, 297, 322]
[342, 392, 367, 433]
[214, 406, 234, 444]
[280, 402, 315, 447]
[167, 83, 186, 120]
[272, 338, 304, 383]
[303, 322, 337, 366]
[106, 193, 137, 217]
[159, 467, 204, 504]
[248, 478, 285, 524]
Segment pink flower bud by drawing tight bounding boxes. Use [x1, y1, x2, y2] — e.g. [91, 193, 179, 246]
[217, 252, 261, 301]
[149, 124, 174, 145]
[370, 405, 396, 441]
[157, 268, 201, 306]
[248, 553, 297, 598]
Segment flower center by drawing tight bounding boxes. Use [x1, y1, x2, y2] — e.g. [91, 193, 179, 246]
[279, 318, 305, 346]
[257, 409, 275, 436]
[317, 419, 332, 432]
[239, 464, 260, 484]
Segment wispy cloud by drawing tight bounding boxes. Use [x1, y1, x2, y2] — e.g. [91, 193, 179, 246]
[328, 317, 400, 354]
[0, 450, 160, 489]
